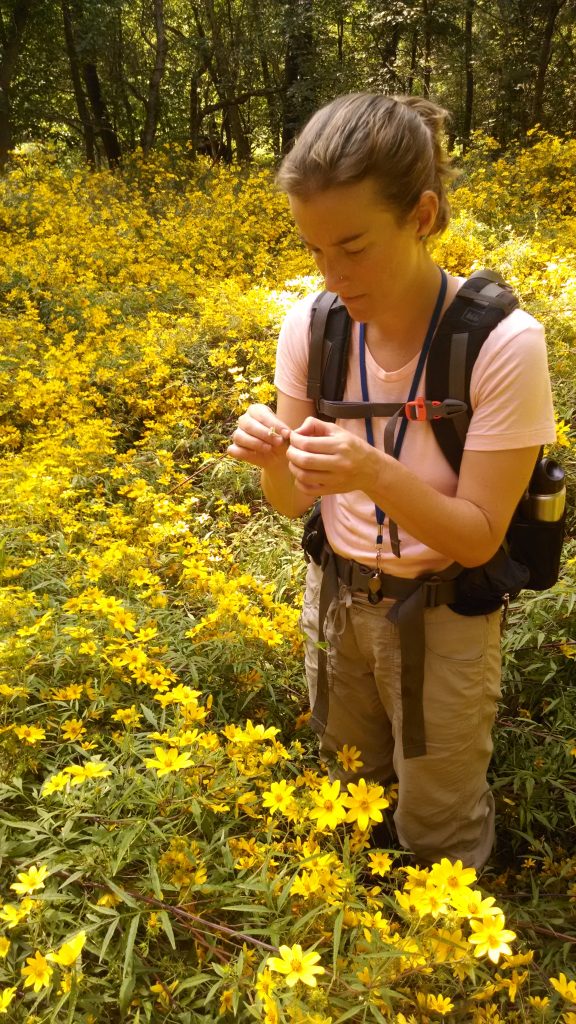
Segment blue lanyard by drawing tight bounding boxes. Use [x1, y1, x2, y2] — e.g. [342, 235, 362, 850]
[359, 269, 447, 547]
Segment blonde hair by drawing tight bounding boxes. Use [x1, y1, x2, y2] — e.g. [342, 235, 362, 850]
[276, 93, 458, 236]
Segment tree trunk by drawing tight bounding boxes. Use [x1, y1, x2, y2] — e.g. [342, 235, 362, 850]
[61, 0, 95, 167]
[140, 0, 168, 155]
[407, 27, 418, 94]
[462, 0, 474, 149]
[82, 62, 122, 168]
[422, 0, 432, 97]
[337, 14, 344, 63]
[0, 0, 33, 170]
[378, 23, 401, 88]
[281, 0, 316, 151]
[531, 0, 566, 129]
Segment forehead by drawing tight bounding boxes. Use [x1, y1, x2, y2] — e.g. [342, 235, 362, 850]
[288, 178, 398, 245]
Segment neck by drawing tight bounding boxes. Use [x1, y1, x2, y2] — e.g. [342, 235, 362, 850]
[366, 260, 456, 370]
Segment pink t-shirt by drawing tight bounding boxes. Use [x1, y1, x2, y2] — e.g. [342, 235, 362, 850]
[274, 284, 557, 577]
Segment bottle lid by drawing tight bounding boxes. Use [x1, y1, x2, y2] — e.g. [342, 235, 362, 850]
[530, 457, 565, 495]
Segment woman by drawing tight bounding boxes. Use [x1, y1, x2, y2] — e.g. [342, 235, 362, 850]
[228, 94, 556, 870]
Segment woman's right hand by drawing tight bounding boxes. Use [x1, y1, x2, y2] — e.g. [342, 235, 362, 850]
[227, 404, 291, 469]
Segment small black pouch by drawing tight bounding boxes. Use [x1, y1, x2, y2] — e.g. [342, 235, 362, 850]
[450, 546, 530, 616]
[507, 511, 566, 591]
[301, 501, 326, 566]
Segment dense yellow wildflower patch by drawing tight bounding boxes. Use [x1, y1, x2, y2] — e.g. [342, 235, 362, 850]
[0, 140, 574, 1022]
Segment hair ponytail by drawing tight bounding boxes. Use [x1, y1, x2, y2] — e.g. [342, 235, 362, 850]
[394, 96, 457, 234]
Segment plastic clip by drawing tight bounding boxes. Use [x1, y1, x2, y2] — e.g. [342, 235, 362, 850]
[405, 396, 440, 421]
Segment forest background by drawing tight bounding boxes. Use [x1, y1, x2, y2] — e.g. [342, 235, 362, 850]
[0, 1, 576, 1023]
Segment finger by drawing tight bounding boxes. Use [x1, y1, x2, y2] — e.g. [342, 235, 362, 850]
[292, 416, 337, 438]
[288, 432, 342, 454]
[227, 443, 268, 467]
[234, 424, 285, 451]
[238, 416, 290, 446]
[286, 449, 335, 475]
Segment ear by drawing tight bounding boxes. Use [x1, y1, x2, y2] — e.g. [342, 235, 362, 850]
[412, 190, 439, 238]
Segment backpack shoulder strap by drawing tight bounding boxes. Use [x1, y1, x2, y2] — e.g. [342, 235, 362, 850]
[308, 291, 352, 421]
[427, 269, 519, 474]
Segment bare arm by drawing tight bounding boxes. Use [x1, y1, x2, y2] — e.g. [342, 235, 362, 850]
[286, 417, 539, 566]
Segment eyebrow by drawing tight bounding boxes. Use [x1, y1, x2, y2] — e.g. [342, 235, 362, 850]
[299, 231, 367, 248]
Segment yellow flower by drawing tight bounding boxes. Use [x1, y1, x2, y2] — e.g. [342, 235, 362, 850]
[42, 771, 69, 796]
[429, 857, 476, 893]
[261, 780, 296, 815]
[144, 746, 195, 776]
[0, 987, 16, 1014]
[550, 973, 576, 1003]
[10, 863, 49, 895]
[267, 944, 325, 988]
[61, 718, 86, 741]
[47, 930, 86, 966]
[111, 705, 142, 727]
[451, 887, 501, 919]
[308, 779, 347, 831]
[14, 724, 46, 745]
[219, 988, 234, 1014]
[0, 899, 34, 927]
[336, 744, 363, 772]
[367, 851, 393, 875]
[469, 914, 516, 964]
[0, 937, 10, 958]
[343, 778, 389, 832]
[527, 996, 550, 1010]
[64, 761, 112, 784]
[417, 992, 454, 1015]
[21, 949, 53, 992]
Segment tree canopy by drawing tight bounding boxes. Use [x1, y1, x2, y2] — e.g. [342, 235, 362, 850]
[1, 0, 575, 168]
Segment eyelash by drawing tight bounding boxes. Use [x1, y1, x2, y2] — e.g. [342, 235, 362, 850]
[305, 245, 366, 257]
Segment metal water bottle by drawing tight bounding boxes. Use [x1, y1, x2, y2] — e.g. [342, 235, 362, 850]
[520, 457, 566, 523]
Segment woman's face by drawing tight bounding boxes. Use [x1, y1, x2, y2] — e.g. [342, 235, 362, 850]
[288, 177, 435, 323]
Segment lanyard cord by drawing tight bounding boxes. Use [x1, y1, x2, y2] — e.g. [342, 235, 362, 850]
[359, 268, 448, 548]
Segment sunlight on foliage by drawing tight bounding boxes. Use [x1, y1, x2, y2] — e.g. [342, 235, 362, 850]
[0, 141, 574, 1021]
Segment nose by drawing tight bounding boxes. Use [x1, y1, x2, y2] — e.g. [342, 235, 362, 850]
[322, 257, 346, 293]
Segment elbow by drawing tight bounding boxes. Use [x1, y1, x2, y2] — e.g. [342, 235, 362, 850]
[457, 536, 503, 569]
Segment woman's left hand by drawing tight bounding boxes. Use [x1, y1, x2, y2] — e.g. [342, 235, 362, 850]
[286, 417, 379, 495]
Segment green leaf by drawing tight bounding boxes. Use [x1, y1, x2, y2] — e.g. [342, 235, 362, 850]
[101, 878, 140, 909]
[119, 973, 136, 1017]
[159, 909, 176, 949]
[122, 913, 141, 980]
[111, 822, 146, 876]
[99, 916, 120, 963]
[332, 907, 344, 973]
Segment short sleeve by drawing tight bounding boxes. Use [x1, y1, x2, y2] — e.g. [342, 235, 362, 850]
[465, 310, 557, 451]
[274, 294, 317, 400]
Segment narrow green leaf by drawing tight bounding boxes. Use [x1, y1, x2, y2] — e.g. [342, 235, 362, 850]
[159, 909, 176, 950]
[111, 822, 146, 876]
[122, 913, 141, 980]
[332, 907, 344, 973]
[99, 916, 120, 964]
[119, 973, 136, 1016]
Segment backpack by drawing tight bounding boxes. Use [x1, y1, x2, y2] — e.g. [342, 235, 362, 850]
[304, 269, 565, 596]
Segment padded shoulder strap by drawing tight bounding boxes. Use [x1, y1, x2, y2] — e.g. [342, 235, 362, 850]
[308, 291, 352, 421]
[426, 269, 518, 474]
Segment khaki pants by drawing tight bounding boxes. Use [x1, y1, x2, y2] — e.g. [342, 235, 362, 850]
[301, 560, 502, 871]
